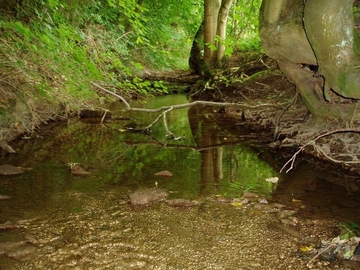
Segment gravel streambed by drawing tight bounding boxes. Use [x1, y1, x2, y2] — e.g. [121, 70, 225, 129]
[0, 189, 347, 269]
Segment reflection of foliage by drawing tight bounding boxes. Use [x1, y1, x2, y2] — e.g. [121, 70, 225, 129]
[225, 146, 277, 194]
[15, 95, 278, 198]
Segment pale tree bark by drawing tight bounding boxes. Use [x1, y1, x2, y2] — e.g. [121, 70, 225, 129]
[216, 0, 233, 67]
[304, 0, 360, 100]
[204, 0, 221, 65]
[259, 0, 360, 121]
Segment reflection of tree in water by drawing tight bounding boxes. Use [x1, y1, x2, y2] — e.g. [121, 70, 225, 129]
[189, 105, 279, 196]
[226, 147, 240, 183]
[188, 105, 224, 195]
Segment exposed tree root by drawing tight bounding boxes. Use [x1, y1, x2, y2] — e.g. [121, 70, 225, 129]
[280, 129, 360, 173]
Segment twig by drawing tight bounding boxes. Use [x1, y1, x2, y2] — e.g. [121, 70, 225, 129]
[101, 110, 109, 125]
[307, 243, 336, 267]
[273, 92, 299, 141]
[313, 144, 360, 164]
[280, 129, 360, 173]
[115, 31, 132, 42]
[91, 82, 131, 110]
[350, 100, 359, 128]
[0, 224, 17, 230]
[143, 106, 173, 132]
[162, 108, 181, 140]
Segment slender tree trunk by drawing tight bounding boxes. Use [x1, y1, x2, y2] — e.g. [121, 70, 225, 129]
[204, 0, 221, 65]
[213, 147, 223, 181]
[216, 0, 233, 67]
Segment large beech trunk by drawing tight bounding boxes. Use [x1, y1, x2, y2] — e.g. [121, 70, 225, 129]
[304, 0, 360, 100]
[259, 0, 360, 121]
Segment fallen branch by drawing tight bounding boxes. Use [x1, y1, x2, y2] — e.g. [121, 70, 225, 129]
[143, 106, 177, 138]
[92, 82, 286, 111]
[91, 83, 131, 109]
[280, 129, 360, 173]
[92, 82, 287, 138]
[306, 243, 336, 267]
[162, 109, 182, 140]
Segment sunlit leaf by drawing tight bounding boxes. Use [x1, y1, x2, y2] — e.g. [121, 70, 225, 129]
[299, 246, 313, 252]
[231, 202, 242, 207]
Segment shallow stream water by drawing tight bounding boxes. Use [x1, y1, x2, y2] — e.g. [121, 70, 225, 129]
[1, 95, 360, 269]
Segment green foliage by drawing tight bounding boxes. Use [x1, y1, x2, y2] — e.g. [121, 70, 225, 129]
[205, 41, 217, 52]
[215, 35, 234, 56]
[340, 222, 360, 239]
[227, 0, 262, 51]
[118, 77, 168, 95]
[135, 0, 203, 70]
[0, 0, 264, 139]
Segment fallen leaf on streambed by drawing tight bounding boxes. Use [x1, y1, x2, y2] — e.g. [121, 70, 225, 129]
[231, 202, 243, 207]
[299, 245, 314, 253]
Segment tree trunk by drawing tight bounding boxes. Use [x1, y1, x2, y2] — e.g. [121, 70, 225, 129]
[304, 0, 360, 99]
[191, 0, 233, 76]
[216, 0, 233, 67]
[259, 0, 360, 122]
[204, 0, 221, 65]
[189, 21, 204, 75]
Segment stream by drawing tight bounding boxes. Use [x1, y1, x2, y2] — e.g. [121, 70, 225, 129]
[1, 94, 360, 269]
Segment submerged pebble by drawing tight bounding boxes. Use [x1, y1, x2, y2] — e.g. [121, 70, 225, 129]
[0, 164, 24, 175]
[165, 198, 198, 207]
[0, 195, 11, 200]
[129, 188, 168, 205]
[0, 241, 37, 262]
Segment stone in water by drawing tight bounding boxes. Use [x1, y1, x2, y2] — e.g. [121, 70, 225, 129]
[130, 188, 168, 205]
[165, 199, 198, 207]
[0, 164, 24, 175]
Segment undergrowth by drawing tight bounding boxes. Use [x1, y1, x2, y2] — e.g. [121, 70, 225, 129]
[0, 1, 184, 140]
